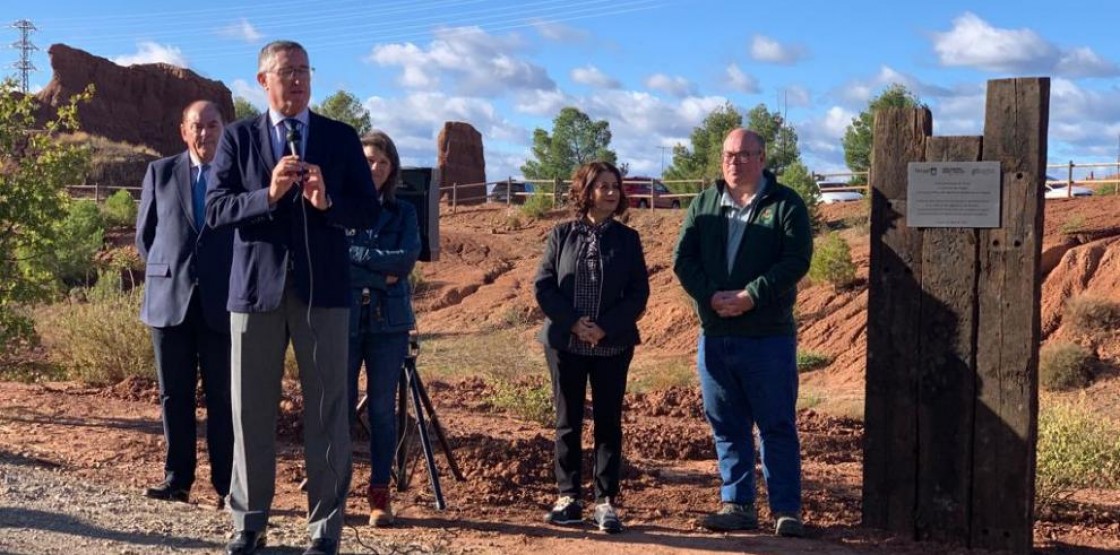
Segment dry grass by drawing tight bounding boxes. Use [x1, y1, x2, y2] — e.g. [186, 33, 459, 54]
[1063, 294, 1120, 336]
[1039, 341, 1095, 392]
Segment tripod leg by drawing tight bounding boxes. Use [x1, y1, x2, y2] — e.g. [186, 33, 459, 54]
[407, 363, 446, 511]
[411, 369, 465, 482]
[356, 394, 371, 437]
[394, 365, 410, 492]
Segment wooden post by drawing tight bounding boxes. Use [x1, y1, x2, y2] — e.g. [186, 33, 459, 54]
[553, 177, 562, 207]
[451, 182, 458, 213]
[971, 77, 1047, 554]
[506, 177, 512, 207]
[862, 78, 1046, 554]
[1066, 160, 1074, 197]
[863, 106, 931, 534]
[649, 179, 656, 210]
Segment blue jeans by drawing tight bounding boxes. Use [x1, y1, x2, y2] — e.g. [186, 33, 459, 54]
[347, 331, 408, 486]
[697, 334, 801, 514]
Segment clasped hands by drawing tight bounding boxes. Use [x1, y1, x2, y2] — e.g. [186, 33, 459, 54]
[570, 316, 606, 347]
[269, 154, 329, 209]
[711, 290, 755, 318]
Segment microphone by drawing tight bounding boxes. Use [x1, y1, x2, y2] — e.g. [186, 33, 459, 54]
[285, 125, 306, 191]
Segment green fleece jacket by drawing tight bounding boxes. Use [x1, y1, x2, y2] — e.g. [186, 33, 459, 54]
[673, 171, 813, 337]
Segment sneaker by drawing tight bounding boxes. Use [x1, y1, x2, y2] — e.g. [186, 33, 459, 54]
[698, 502, 759, 531]
[774, 512, 804, 537]
[593, 500, 622, 534]
[544, 496, 582, 526]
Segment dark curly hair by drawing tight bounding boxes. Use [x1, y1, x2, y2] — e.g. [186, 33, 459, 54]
[569, 161, 627, 218]
[360, 131, 401, 204]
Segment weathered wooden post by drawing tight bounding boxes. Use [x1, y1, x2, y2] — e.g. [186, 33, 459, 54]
[862, 77, 1048, 554]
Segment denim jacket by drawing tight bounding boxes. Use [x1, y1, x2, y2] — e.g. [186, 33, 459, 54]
[346, 199, 420, 335]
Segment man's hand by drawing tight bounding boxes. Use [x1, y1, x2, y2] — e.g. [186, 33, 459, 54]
[268, 155, 303, 204]
[711, 290, 755, 318]
[300, 161, 330, 210]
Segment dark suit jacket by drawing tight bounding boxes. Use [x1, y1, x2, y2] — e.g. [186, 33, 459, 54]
[534, 219, 650, 349]
[136, 152, 234, 333]
[205, 111, 378, 312]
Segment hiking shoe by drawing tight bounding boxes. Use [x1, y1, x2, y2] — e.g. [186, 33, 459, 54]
[775, 512, 805, 537]
[544, 496, 582, 526]
[593, 500, 623, 534]
[698, 502, 759, 531]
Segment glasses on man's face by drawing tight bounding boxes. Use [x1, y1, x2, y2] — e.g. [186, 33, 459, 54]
[270, 66, 314, 81]
[722, 150, 762, 164]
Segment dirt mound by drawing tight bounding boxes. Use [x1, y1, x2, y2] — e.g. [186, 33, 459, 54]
[449, 432, 555, 505]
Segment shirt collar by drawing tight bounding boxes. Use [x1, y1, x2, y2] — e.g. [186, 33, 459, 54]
[268, 107, 310, 130]
[187, 151, 205, 168]
[720, 174, 768, 209]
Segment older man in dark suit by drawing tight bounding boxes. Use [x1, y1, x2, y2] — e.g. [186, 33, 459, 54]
[136, 100, 234, 511]
[206, 40, 378, 555]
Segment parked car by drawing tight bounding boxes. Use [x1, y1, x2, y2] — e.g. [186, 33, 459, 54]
[488, 180, 534, 204]
[623, 177, 680, 209]
[816, 180, 865, 204]
[1043, 182, 1093, 199]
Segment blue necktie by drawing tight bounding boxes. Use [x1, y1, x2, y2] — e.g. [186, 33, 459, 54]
[283, 118, 301, 158]
[193, 165, 207, 230]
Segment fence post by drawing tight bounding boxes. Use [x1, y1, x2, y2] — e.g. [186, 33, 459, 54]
[1067, 160, 1074, 197]
[94, 183, 100, 203]
[553, 177, 562, 206]
[506, 177, 512, 208]
[452, 182, 458, 212]
[649, 179, 656, 211]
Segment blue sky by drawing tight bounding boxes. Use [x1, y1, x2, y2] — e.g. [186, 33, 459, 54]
[9, 0, 1120, 181]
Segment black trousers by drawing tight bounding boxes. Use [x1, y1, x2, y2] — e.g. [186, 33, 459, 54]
[544, 346, 633, 503]
[149, 292, 233, 496]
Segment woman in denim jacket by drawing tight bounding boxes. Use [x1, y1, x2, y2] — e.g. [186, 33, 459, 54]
[346, 131, 420, 527]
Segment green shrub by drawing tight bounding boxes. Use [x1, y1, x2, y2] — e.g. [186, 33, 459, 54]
[43, 286, 153, 385]
[1036, 400, 1120, 505]
[797, 350, 832, 372]
[780, 161, 823, 234]
[1063, 294, 1120, 336]
[1059, 214, 1085, 235]
[1096, 183, 1117, 195]
[487, 377, 553, 426]
[520, 191, 555, 219]
[809, 232, 857, 289]
[102, 189, 138, 227]
[48, 200, 106, 288]
[1038, 342, 1094, 391]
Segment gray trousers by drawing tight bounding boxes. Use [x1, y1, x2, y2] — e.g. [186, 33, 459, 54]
[228, 283, 351, 541]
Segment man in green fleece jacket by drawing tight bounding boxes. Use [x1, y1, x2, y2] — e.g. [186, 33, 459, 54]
[673, 128, 812, 537]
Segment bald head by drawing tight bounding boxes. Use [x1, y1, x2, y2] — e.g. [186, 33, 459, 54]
[180, 100, 224, 164]
[722, 128, 767, 192]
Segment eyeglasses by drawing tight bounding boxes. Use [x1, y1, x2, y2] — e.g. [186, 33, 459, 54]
[722, 150, 763, 164]
[269, 66, 314, 81]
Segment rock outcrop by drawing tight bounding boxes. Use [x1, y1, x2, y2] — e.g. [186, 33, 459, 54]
[36, 44, 234, 157]
[437, 122, 486, 204]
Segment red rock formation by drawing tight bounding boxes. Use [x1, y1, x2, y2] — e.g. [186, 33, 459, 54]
[35, 44, 234, 157]
[437, 121, 486, 204]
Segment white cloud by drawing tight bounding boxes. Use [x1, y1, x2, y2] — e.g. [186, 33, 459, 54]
[644, 74, 695, 98]
[513, 89, 572, 116]
[932, 12, 1118, 77]
[783, 86, 812, 108]
[368, 26, 556, 97]
[231, 79, 267, 109]
[363, 92, 527, 178]
[113, 42, 188, 67]
[749, 35, 807, 65]
[530, 19, 589, 43]
[725, 63, 760, 94]
[218, 18, 263, 43]
[836, 65, 953, 106]
[571, 65, 620, 89]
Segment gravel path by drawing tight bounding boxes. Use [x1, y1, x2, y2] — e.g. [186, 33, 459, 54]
[0, 453, 430, 555]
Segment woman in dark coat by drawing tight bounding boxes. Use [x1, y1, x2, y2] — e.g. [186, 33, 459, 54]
[534, 161, 650, 534]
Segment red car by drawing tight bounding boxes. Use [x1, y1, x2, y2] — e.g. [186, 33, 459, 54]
[623, 177, 680, 209]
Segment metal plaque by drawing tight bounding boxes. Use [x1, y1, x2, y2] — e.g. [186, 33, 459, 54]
[907, 161, 1001, 228]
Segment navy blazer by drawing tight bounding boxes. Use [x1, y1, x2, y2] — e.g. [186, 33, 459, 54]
[534, 219, 650, 349]
[205, 112, 378, 312]
[136, 152, 234, 333]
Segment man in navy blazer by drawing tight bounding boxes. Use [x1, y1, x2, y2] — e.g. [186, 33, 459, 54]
[136, 100, 234, 510]
[206, 40, 377, 555]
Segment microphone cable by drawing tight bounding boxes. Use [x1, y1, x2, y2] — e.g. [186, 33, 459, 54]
[287, 129, 378, 553]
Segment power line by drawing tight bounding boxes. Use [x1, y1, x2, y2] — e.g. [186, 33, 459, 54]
[10, 19, 38, 93]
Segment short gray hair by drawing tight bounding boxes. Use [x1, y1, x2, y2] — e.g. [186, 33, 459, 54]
[257, 40, 307, 73]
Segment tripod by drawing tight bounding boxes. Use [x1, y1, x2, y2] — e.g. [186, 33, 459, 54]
[355, 333, 464, 510]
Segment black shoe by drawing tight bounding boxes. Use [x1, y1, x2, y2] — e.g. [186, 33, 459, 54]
[226, 530, 266, 555]
[215, 494, 227, 511]
[143, 481, 189, 503]
[544, 495, 583, 526]
[303, 537, 338, 555]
